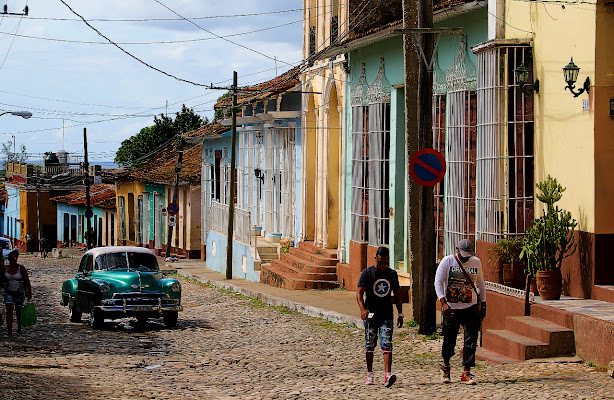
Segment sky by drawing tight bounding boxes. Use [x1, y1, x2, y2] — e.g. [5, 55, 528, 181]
[0, 0, 303, 163]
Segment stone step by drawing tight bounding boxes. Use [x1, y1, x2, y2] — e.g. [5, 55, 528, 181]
[593, 285, 614, 303]
[288, 247, 338, 266]
[298, 241, 337, 258]
[270, 258, 337, 281]
[483, 329, 548, 361]
[505, 316, 575, 352]
[483, 327, 574, 361]
[476, 347, 520, 364]
[283, 251, 338, 270]
[260, 264, 338, 290]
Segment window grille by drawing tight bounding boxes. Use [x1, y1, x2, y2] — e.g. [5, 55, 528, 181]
[264, 128, 275, 233]
[331, 15, 339, 45]
[309, 25, 316, 58]
[142, 192, 151, 246]
[154, 193, 163, 249]
[135, 197, 142, 245]
[281, 128, 296, 239]
[118, 196, 126, 240]
[201, 150, 212, 244]
[350, 59, 391, 246]
[475, 45, 535, 243]
[432, 94, 446, 260]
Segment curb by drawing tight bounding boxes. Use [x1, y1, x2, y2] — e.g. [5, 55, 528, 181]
[178, 271, 363, 328]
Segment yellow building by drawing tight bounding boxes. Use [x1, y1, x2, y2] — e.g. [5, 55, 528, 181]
[504, 0, 614, 299]
[301, 0, 348, 255]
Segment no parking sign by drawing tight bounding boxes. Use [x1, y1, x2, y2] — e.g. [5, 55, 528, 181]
[409, 148, 446, 187]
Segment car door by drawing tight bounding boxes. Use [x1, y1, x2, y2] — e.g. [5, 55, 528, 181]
[76, 254, 94, 311]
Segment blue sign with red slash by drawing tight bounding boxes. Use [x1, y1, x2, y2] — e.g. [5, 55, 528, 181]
[167, 202, 179, 216]
[409, 148, 446, 187]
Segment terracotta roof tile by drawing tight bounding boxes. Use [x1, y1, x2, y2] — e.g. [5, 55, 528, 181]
[50, 184, 116, 209]
[214, 67, 301, 110]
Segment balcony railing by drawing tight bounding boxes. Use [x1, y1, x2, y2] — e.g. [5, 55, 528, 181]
[210, 200, 252, 245]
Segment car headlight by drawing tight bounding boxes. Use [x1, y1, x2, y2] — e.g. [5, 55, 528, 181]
[169, 281, 181, 293]
[99, 282, 111, 295]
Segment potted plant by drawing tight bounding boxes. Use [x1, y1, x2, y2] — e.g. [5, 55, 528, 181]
[487, 236, 525, 289]
[520, 175, 578, 300]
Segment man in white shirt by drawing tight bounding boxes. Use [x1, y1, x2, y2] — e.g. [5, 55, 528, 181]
[434, 239, 486, 385]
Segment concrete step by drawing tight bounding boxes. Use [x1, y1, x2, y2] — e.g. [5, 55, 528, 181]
[257, 246, 279, 255]
[270, 259, 338, 281]
[505, 316, 575, 353]
[288, 247, 338, 266]
[483, 329, 548, 361]
[298, 241, 337, 258]
[281, 252, 337, 273]
[593, 285, 614, 303]
[260, 263, 338, 290]
[476, 347, 520, 364]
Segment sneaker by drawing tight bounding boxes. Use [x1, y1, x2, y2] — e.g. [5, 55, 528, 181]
[460, 370, 476, 385]
[384, 373, 396, 388]
[365, 372, 374, 385]
[440, 365, 451, 383]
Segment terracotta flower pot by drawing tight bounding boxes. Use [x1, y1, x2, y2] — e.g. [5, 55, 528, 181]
[529, 277, 539, 295]
[503, 263, 526, 289]
[535, 270, 563, 300]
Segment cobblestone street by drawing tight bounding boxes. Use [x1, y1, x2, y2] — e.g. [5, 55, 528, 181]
[0, 255, 612, 399]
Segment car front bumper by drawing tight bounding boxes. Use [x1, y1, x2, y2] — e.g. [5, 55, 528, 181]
[100, 296, 182, 314]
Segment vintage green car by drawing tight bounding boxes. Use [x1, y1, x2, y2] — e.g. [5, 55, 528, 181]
[61, 246, 182, 329]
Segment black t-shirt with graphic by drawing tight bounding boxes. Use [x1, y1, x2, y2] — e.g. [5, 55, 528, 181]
[357, 266, 400, 321]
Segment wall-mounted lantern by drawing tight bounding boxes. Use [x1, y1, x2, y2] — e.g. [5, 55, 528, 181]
[563, 57, 590, 97]
[254, 168, 265, 183]
[514, 63, 539, 96]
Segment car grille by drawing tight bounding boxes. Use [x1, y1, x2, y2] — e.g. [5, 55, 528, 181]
[101, 292, 180, 307]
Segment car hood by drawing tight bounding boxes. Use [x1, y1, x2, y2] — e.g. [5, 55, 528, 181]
[90, 270, 166, 292]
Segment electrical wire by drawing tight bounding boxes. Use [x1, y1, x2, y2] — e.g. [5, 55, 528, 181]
[0, 19, 302, 45]
[0, 1, 26, 71]
[152, 0, 294, 67]
[59, 0, 209, 87]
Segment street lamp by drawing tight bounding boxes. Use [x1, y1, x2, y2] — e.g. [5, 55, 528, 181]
[514, 62, 539, 96]
[563, 57, 590, 98]
[0, 111, 33, 119]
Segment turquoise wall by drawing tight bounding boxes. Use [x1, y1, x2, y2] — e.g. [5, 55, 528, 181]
[434, 8, 488, 73]
[345, 35, 406, 268]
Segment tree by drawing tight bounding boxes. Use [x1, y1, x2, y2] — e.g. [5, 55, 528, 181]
[2, 140, 28, 167]
[114, 105, 206, 168]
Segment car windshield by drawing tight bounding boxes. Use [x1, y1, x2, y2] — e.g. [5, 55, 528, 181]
[0, 241, 11, 250]
[95, 252, 159, 271]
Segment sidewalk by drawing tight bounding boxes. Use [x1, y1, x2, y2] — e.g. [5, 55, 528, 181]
[163, 258, 366, 327]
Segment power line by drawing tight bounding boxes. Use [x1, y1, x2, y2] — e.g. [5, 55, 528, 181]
[59, 0, 209, 87]
[152, 0, 294, 67]
[0, 19, 302, 45]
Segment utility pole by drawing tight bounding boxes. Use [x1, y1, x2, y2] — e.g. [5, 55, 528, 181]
[165, 136, 185, 258]
[402, 0, 421, 324]
[403, 0, 436, 334]
[209, 72, 239, 280]
[36, 168, 42, 250]
[225, 71, 238, 280]
[416, 0, 436, 335]
[84, 128, 92, 250]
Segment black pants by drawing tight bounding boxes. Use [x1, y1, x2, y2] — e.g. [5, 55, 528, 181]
[441, 304, 480, 368]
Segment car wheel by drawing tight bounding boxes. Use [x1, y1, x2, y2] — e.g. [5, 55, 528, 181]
[69, 301, 82, 323]
[89, 301, 104, 329]
[163, 311, 178, 328]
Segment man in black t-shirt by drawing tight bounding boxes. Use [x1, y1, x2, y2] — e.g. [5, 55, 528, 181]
[356, 247, 403, 387]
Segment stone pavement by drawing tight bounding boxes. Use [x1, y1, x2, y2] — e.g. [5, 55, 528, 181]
[163, 258, 367, 327]
[1, 255, 613, 399]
